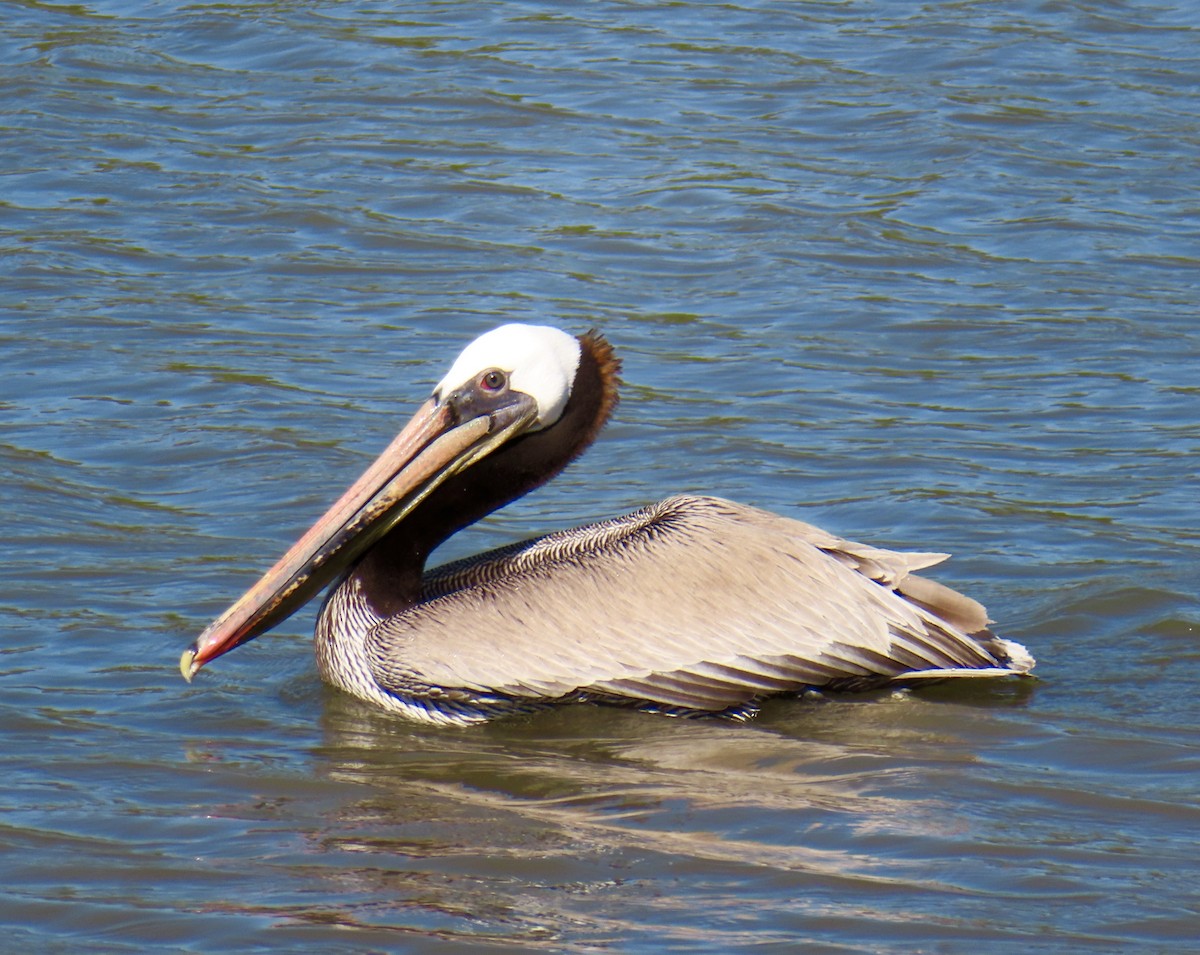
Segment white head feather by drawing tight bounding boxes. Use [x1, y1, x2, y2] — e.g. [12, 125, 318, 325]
[435, 324, 582, 430]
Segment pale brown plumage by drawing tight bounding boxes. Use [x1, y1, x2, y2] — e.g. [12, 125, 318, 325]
[349, 495, 1028, 721]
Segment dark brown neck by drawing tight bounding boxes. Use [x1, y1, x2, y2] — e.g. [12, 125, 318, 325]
[351, 331, 620, 618]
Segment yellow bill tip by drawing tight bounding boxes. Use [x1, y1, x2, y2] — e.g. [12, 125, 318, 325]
[179, 647, 199, 683]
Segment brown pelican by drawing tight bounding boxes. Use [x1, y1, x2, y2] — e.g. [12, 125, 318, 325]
[181, 324, 1034, 724]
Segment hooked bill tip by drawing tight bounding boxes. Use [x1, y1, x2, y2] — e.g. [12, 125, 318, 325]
[179, 646, 199, 684]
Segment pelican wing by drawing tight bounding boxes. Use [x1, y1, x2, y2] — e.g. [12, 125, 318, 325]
[365, 496, 1022, 711]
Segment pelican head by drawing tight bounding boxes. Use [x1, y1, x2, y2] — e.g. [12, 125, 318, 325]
[181, 323, 615, 681]
[435, 323, 581, 430]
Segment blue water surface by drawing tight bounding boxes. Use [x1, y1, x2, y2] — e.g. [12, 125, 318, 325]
[3, 2, 1199, 952]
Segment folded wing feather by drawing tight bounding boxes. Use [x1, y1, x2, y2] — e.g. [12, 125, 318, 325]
[365, 495, 1011, 710]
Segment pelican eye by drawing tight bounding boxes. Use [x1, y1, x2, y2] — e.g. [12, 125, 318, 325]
[480, 369, 507, 392]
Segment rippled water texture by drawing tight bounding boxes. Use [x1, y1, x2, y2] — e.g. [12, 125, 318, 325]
[3, 2, 1199, 952]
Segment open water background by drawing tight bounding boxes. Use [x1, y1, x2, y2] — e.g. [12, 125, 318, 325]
[3, 1, 1199, 951]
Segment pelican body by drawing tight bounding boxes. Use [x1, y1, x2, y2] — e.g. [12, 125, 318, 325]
[182, 325, 1034, 724]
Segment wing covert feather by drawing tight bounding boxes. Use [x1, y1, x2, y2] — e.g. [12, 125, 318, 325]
[365, 496, 1004, 710]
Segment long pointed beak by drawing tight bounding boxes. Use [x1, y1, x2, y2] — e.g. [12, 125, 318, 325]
[180, 395, 529, 682]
